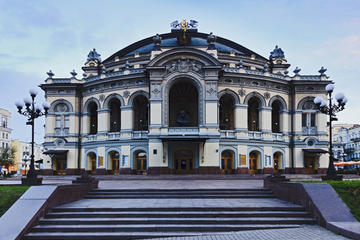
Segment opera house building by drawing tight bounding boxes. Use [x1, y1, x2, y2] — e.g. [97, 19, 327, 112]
[41, 20, 330, 175]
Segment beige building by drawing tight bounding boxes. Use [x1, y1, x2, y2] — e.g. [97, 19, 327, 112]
[40, 21, 330, 175]
[11, 139, 45, 173]
[0, 108, 11, 150]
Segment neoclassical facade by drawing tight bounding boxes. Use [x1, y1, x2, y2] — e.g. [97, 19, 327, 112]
[41, 21, 330, 175]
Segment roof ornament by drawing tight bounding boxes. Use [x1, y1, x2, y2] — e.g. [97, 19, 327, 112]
[70, 70, 77, 78]
[207, 32, 217, 50]
[238, 59, 243, 68]
[125, 60, 131, 69]
[319, 66, 327, 76]
[269, 45, 285, 60]
[153, 34, 162, 51]
[171, 19, 198, 30]
[101, 66, 106, 74]
[264, 63, 269, 72]
[87, 48, 101, 62]
[46, 70, 54, 78]
[293, 67, 301, 75]
[284, 70, 289, 76]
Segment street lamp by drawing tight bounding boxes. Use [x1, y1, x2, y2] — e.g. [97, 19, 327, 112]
[314, 83, 347, 181]
[15, 89, 50, 185]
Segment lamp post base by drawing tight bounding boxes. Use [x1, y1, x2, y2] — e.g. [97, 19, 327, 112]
[321, 174, 343, 181]
[21, 177, 43, 185]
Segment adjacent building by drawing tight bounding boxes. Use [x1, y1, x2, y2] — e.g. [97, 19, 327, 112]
[41, 20, 330, 175]
[0, 108, 11, 150]
[11, 139, 45, 173]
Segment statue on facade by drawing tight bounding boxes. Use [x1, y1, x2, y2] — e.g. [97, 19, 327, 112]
[176, 110, 191, 125]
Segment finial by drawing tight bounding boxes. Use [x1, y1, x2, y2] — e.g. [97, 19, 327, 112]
[293, 67, 301, 75]
[319, 66, 327, 76]
[238, 59, 243, 68]
[46, 70, 54, 78]
[70, 70, 77, 78]
[269, 45, 285, 60]
[284, 70, 289, 75]
[207, 32, 216, 50]
[153, 33, 162, 50]
[264, 63, 269, 72]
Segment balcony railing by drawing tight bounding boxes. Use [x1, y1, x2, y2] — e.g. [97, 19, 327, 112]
[168, 127, 199, 135]
[272, 133, 284, 141]
[248, 131, 262, 140]
[133, 131, 148, 139]
[302, 127, 318, 135]
[108, 132, 121, 140]
[220, 130, 236, 138]
[87, 135, 97, 141]
[54, 128, 69, 136]
[350, 136, 360, 142]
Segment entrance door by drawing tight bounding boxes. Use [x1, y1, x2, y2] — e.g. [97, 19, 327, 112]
[135, 151, 147, 175]
[55, 156, 66, 175]
[305, 154, 317, 174]
[91, 158, 96, 174]
[273, 153, 281, 174]
[249, 152, 258, 174]
[221, 150, 234, 174]
[174, 149, 194, 174]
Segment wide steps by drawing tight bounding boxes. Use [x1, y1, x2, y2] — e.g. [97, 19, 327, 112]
[23, 226, 300, 240]
[45, 211, 311, 219]
[23, 188, 315, 240]
[85, 188, 275, 199]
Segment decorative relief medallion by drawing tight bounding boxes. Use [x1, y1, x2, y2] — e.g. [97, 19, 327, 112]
[165, 58, 203, 74]
[99, 94, 105, 102]
[123, 90, 130, 98]
[264, 92, 271, 99]
[238, 88, 246, 97]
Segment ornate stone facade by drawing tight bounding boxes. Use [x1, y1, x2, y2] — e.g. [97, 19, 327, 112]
[41, 21, 331, 175]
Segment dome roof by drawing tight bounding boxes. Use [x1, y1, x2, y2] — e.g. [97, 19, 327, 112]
[103, 32, 267, 63]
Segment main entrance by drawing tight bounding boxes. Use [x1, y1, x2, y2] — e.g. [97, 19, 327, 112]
[173, 149, 194, 174]
[304, 153, 317, 174]
[134, 150, 147, 175]
[54, 155, 66, 175]
[221, 150, 234, 174]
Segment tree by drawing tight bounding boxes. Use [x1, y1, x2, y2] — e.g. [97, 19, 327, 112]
[0, 146, 16, 176]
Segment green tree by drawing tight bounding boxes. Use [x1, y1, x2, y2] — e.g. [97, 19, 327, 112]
[0, 146, 16, 176]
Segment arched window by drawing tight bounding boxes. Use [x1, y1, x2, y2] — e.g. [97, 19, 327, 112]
[301, 100, 316, 134]
[219, 94, 235, 130]
[248, 97, 260, 131]
[53, 102, 70, 136]
[109, 98, 121, 132]
[271, 100, 283, 133]
[133, 95, 148, 131]
[88, 102, 98, 134]
[169, 80, 198, 127]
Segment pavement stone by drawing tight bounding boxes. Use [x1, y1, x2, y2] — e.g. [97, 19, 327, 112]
[148, 225, 350, 240]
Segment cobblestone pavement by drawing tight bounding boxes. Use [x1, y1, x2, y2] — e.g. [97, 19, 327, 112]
[148, 225, 350, 240]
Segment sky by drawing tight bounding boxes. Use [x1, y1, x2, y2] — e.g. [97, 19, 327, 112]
[0, 0, 359, 144]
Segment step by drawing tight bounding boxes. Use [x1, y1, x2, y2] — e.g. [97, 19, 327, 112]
[52, 206, 306, 212]
[89, 188, 272, 192]
[30, 223, 304, 233]
[38, 217, 315, 226]
[45, 211, 311, 219]
[84, 194, 276, 199]
[23, 226, 300, 240]
[87, 191, 273, 195]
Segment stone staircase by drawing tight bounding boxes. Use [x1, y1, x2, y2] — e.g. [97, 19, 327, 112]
[23, 188, 315, 239]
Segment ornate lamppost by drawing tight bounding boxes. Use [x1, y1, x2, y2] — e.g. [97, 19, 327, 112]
[314, 83, 347, 181]
[15, 89, 50, 185]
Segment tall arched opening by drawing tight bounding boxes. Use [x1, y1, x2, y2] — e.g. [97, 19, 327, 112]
[219, 94, 235, 130]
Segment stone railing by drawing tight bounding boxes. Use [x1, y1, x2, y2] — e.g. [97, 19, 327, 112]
[302, 126, 318, 135]
[87, 134, 97, 141]
[108, 132, 121, 140]
[168, 127, 199, 135]
[133, 131, 148, 139]
[54, 128, 69, 137]
[248, 131, 262, 140]
[272, 133, 284, 141]
[220, 130, 236, 138]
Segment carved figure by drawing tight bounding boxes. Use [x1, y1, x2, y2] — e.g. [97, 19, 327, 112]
[176, 110, 191, 125]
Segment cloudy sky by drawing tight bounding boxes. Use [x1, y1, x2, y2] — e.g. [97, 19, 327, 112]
[1, 0, 359, 143]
